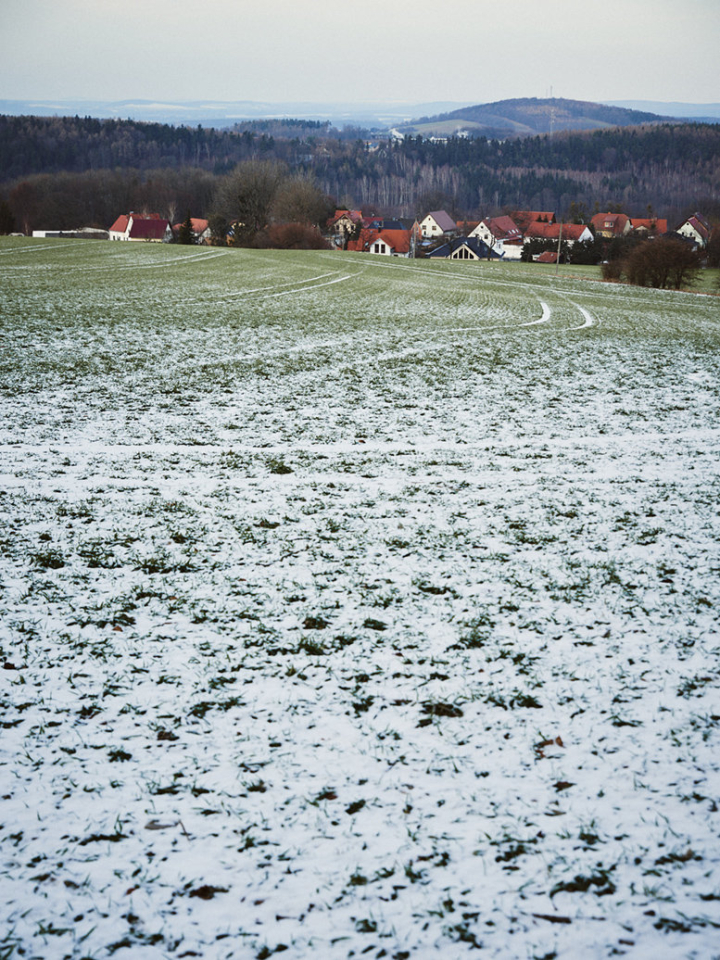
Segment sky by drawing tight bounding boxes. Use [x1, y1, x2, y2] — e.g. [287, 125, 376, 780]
[2, 0, 719, 106]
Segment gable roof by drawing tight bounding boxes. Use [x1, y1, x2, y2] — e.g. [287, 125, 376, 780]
[109, 214, 130, 234]
[422, 210, 457, 232]
[173, 218, 210, 234]
[590, 212, 630, 235]
[329, 209, 362, 226]
[429, 236, 497, 259]
[374, 229, 411, 253]
[630, 218, 668, 234]
[482, 215, 522, 242]
[678, 214, 710, 241]
[109, 212, 167, 235]
[348, 227, 411, 254]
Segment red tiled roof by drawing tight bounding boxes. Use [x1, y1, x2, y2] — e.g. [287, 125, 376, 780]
[329, 209, 362, 225]
[630, 218, 668, 234]
[173, 218, 210, 234]
[372, 229, 411, 254]
[484, 216, 522, 241]
[525, 222, 590, 242]
[509, 210, 555, 232]
[348, 227, 411, 254]
[109, 215, 130, 233]
[537, 250, 558, 263]
[591, 212, 630, 235]
[110, 212, 166, 234]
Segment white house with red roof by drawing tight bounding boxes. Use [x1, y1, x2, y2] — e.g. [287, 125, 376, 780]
[470, 216, 523, 259]
[590, 212, 631, 239]
[347, 228, 411, 256]
[109, 213, 172, 242]
[676, 212, 710, 247]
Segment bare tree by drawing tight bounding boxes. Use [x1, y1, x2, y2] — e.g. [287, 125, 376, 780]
[217, 160, 287, 246]
[271, 174, 332, 226]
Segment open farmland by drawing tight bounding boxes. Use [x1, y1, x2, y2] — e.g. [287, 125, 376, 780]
[1, 238, 719, 959]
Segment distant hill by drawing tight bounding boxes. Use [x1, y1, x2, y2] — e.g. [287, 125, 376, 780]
[0, 98, 474, 130]
[602, 100, 720, 122]
[396, 97, 666, 138]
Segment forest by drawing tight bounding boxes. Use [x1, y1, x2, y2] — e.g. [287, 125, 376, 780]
[1, 113, 719, 234]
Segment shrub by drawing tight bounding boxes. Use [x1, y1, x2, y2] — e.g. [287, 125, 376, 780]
[255, 222, 329, 250]
[601, 260, 624, 282]
[624, 238, 700, 289]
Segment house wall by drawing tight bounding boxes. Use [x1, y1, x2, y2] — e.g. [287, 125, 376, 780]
[470, 223, 492, 245]
[451, 245, 479, 260]
[678, 223, 704, 246]
[421, 217, 443, 238]
[333, 216, 356, 237]
[496, 241, 523, 260]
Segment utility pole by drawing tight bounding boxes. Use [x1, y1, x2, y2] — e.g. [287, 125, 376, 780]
[555, 220, 563, 277]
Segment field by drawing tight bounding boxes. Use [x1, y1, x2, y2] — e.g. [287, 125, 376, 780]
[1, 238, 719, 960]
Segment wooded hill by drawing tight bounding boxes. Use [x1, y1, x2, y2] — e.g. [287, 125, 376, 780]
[1, 112, 719, 231]
[397, 97, 666, 137]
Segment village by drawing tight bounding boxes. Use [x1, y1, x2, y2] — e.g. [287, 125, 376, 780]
[32, 207, 714, 266]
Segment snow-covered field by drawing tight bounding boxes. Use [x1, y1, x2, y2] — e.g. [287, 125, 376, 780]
[1, 238, 719, 960]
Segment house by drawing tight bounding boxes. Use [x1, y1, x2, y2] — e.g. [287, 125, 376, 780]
[676, 212, 711, 248]
[419, 210, 457, 239]
[347, 227, 412, 256]
[523, 221, 593, 246]
[109, 212, 172, 242]
[173, 218, 212, 244]
[630, 217, 668, 237]
[429, 236, 496, 260]
[327, 209, 363, 241]
[590, 212, 631, 239]
[470, 216, 523, 259]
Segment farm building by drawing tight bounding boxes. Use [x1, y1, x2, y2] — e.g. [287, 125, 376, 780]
[109, 213, 172, 242]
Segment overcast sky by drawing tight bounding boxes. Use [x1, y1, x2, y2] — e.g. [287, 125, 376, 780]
[2, 0, 719, 106]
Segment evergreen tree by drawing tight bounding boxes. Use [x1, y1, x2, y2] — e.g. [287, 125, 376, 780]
[177, 212, 194, 244]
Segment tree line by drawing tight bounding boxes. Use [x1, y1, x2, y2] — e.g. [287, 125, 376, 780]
[1, 115, 719, 235]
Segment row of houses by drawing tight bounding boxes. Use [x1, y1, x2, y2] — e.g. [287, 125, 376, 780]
[99, 208, 713, 260]
[326, 207, 711, 261]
